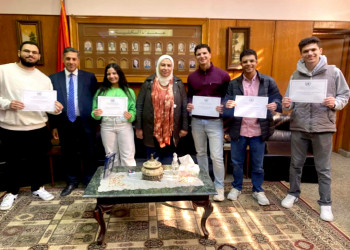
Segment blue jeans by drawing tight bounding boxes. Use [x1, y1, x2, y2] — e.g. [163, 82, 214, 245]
[191, 118, 224, 189]
[231, 136, 265, 192]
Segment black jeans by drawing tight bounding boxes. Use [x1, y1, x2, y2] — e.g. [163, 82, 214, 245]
[58, 118, 96, 186]
[146, 137, 177, 165]
[0, 126, 51, 194]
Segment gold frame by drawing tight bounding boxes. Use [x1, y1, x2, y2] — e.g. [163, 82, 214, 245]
[227, 27, 250, 70]
[69, 16, 209, 82]
[16, 20, 44, 65]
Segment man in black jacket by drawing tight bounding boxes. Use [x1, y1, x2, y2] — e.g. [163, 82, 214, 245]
[224, 49, 282, 205]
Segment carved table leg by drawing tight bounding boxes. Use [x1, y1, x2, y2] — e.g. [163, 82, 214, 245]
[94, 203, 114, 245]
[192, 199, 213, 239]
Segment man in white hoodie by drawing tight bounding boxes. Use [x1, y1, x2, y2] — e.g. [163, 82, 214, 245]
[0, 41, 63, 210]
[281, 37, 349, 221]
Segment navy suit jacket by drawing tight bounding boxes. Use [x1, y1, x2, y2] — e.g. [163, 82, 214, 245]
[49, 69, 98, 133]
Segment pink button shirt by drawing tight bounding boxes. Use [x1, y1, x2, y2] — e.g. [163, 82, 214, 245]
[240, 73, 261, 137]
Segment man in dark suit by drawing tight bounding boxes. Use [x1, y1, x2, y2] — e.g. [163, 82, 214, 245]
[49, 47, 98, 196]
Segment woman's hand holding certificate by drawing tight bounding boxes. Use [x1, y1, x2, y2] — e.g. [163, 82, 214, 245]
[97, 96, 128, 116]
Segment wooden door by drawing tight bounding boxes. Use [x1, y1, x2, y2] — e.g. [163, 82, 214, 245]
[314, 30, 350, 152]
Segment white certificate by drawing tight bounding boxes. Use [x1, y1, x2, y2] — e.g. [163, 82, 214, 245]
[234, 95, 268, 119]
[289, 79, 327, 103]
[98, 96, 128, 116]
[22, 90, 57, 112]
[192, 96, 221, 117]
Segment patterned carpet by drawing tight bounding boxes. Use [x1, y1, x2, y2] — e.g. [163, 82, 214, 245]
[0, 182, 349, 249]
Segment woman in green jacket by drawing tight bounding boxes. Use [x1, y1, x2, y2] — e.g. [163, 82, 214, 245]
[92, 63, 136, 166]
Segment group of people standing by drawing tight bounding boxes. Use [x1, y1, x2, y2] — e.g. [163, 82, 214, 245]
[0, 37, 349, 223]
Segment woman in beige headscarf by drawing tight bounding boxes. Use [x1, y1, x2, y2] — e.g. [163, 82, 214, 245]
[136, 55, 188, 164]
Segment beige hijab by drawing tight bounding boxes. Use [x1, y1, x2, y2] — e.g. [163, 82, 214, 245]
[156, 55, 174, 86]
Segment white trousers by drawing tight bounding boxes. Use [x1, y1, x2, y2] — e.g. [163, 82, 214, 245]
[100, 120, 136, 166]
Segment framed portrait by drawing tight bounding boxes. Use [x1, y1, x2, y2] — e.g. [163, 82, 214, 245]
[84, 40, 92, 53]
[155, 42, 162, 55]
[189, 42, 196, 53]
[132, 42, 139, 53]
[108, 41, 116, 51]
[166, 42, 174, 54]
[71, 16, 207, 82]
[96, 41, 104, 52]
[143, 42, 151, 54]
[227, 27, 250, 70]
[132, 59, 139, 69]
[16, 20, 44, 65]
[189, 59, 196, 69]
[120, 41, 128, 53]
[144, 59, 151, 69]
[178, 42, 185, 55]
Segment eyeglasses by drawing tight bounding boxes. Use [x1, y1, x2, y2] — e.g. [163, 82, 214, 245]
[21, 49, 39, 55]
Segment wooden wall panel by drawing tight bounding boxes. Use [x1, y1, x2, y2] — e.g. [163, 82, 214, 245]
[1, 14, 350, 153]
[314, 21, 350, 29]
[341, 105, 350, 151]
[338, 37, 350, 152]
[30, 15, 59, 75]
[0, 15, 26, 65]
[209, 19, 275, 81]
[208, 19, 237, 78]
[320, 38, 347, 151]
[237, 20, 275, 76]
[320, 38, 344, 68]
[0, 14, 59, 75]
[272, 21, 314, 96]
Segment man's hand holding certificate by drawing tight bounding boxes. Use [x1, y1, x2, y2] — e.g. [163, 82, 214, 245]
[233, 95, 268, 119]
[22, 90, 57, 112]
[289, 79, 327, 103]
[191, 96, 221, 117]
[97, 96, 127, 116]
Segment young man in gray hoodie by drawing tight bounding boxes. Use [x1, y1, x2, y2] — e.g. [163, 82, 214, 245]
[281, 36, 349, 221]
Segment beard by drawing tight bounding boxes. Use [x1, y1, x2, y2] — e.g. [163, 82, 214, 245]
[19, 55, 39, 67]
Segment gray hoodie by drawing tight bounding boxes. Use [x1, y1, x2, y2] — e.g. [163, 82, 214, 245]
[284, 55, 349, 133]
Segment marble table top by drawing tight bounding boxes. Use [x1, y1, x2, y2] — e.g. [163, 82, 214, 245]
[83, 165, 217, 198]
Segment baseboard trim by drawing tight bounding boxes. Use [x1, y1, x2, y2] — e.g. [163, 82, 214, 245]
[338, 148, 350, 158]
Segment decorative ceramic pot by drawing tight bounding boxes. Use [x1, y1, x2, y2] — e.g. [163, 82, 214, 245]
[142, 154, 163, 181]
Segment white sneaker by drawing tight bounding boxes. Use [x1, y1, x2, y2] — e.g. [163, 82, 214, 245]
[32, 187, 54, 201]
[227, 188, 241, 201]
[252, 192, 270, 206]
[281, 194, 298, 208]
[213, 188, 225, 202]
[320, 205, 334, 222]
[0, 193, 18, 210]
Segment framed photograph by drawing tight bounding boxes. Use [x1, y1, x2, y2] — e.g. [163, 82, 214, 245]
[16, 20, 44, 65]
[227, 27, 250, 70]
[96, 41, 104, 52]
[108, 41, 116, 52]
[71, 16, 207, 82]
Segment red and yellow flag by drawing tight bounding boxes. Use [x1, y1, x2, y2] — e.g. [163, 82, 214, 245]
[56, 0, 70, 72]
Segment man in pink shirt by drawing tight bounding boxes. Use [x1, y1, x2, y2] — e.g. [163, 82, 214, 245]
[223, 49, 282, 205]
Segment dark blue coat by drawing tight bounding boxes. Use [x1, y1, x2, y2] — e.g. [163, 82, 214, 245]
[223, 71, 282, 141]
[49, 70, 98, 133]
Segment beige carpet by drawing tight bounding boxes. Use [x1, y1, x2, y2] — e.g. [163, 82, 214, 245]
[0, 182, 350, 249]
